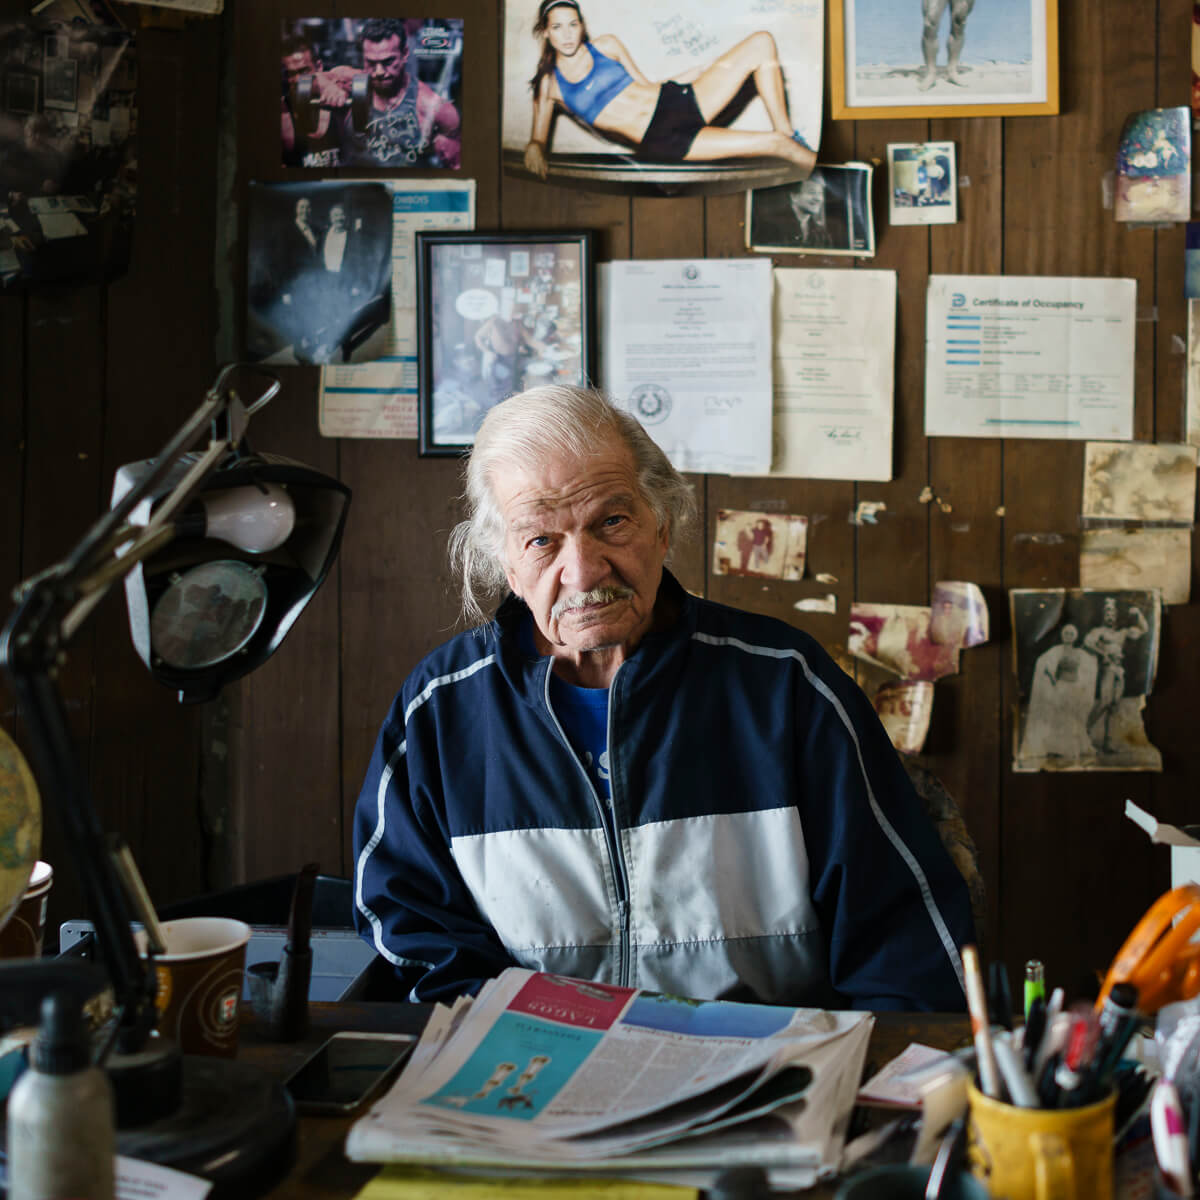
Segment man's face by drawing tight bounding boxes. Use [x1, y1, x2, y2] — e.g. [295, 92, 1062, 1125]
[283, 48, 317, 87]
[497, 435, 669, 660]
[329, 205, 347, 230]
[363, 34, 408, 98]
[791, 178, 823, 217]
[295, 197, 311, 223]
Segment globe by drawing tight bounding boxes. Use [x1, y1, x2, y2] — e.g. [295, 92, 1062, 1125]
[0, 725, 40, 935]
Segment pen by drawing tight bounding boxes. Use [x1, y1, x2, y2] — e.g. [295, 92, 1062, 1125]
[1152, 1078, 1194, 1197]
[988, 961, 1014, 1031]
[962, 945, 1002, 1099]
[1022, 995, 1046, 1074]
[1033, 987, 1067, 1077]
[1089, 981, 1142, 1093]
[993, 1033, 1038, 1108]
[1024, 959, 1045, 1020]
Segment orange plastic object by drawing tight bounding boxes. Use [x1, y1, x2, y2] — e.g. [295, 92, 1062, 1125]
[1097, 884, 1200, 1015]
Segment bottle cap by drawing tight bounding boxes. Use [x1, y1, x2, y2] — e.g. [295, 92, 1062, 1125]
[32, 990, 91, 1075]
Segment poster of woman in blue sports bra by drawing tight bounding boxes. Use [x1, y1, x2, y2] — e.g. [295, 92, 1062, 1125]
[500, 0, 823, 196]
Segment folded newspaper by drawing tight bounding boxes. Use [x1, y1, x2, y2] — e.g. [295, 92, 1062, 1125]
[346, 968, 873, 1184]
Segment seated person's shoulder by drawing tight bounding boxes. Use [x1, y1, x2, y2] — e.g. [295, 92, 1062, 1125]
[694, 593, 827, 655]
[399, 626, 499, 704]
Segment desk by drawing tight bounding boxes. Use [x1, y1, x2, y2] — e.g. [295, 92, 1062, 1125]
[239, 1004, 971, 1199]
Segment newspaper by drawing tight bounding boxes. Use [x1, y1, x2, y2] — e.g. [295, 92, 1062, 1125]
[346, 969, 873, 1185]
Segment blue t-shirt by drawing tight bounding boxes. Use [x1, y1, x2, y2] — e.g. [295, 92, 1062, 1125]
[520, 615, 610, 800]
[549, 674, 611, 801]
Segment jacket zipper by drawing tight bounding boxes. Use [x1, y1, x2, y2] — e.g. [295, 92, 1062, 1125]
[541, 661, 632, 987]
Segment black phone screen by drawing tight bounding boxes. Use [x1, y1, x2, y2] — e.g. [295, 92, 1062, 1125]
[285, 1032, 416, 1112]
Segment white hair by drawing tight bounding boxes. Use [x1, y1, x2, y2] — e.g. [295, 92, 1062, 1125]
[447, 385, 697, 626]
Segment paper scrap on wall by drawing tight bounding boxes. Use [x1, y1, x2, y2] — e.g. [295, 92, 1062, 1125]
[874, 680, 934, 756]
[1081, 441, 1198, 524]
[1010, 588, 1162, 773]
[712, 510, 807, 580]
[1080, 528, 1191, 606]
[848, 604, 959, 683]
[930, 581, 989, 649]
[1189, 301, 1200, 450]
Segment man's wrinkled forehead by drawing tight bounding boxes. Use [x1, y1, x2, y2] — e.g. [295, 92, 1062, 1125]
[506, 486, 640, 534]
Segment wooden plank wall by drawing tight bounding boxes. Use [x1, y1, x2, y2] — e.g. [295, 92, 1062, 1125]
[2, 0, 1196, 1003]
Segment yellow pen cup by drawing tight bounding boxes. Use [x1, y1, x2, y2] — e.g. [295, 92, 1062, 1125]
[966, 1081, 1115, 1200]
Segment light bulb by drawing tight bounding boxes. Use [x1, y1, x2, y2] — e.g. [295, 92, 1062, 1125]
[188, 483, 296, 553]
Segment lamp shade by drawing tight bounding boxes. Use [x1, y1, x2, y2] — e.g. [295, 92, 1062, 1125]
[113, 451, 350, 703]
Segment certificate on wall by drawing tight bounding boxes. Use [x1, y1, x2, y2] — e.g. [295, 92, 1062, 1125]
[599, 258, 773, 474]
[769, 267, 896, 480]
[925, 275, 1136, 440]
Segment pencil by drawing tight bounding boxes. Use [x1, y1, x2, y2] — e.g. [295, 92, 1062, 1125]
[962, 945, 1003, 1099]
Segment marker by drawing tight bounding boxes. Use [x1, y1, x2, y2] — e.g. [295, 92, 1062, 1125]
[1022, 995, 1047, 1074]
[962, 945, 1002, 1099]
[1152, 1079, 1194, 1197]
[1024, 959, 1046, 1020]
[1054, 1006, 1101, 1108]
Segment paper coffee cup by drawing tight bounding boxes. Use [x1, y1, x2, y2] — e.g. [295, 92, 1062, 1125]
[0, 861, 53, 960]
[135, 916, 251, 1058]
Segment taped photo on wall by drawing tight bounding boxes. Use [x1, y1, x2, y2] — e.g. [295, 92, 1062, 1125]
[501, 0, 824, 197]
[747, 163, 875, 257]
[280, 17, 463, 169]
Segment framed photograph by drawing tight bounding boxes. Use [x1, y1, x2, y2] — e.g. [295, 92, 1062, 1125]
[746, 164, 876, 257]
[416, 231, 595, 456]
[830, 0, 1058, 120]
[42, 54, 78, 112]
[887, 141, 957, 226]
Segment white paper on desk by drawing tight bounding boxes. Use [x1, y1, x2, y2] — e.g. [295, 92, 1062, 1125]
[36, 211, 87, 240]
[924, 275, 1136, 441]
[116, 1155, 212, 1200]
[769, 267, 896, 481]
[318, 180, 475, 439]
[599, 259, 773, 474]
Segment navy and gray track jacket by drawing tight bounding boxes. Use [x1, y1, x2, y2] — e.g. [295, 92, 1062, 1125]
[354, 571, 974, 1010]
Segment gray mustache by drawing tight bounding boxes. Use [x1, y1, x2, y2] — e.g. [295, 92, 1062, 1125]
[551, 586, 634, 622]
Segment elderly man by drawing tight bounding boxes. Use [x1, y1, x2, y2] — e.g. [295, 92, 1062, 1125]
[354, 386, 973, 1009]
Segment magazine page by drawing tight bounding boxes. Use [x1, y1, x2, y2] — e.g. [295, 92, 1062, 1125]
[347, 968, 873, 1176]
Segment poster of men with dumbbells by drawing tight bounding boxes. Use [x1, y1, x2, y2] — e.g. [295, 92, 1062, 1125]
[281, 17, 463, 169]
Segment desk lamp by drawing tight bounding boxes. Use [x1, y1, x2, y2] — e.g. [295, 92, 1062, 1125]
[0, 364, 350, 1195]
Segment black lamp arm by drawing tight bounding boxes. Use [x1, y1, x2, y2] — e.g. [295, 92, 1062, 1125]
[0, 364, 282, 1047]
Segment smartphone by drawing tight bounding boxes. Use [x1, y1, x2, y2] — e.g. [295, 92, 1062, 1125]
[283, 1030, 417, 1115]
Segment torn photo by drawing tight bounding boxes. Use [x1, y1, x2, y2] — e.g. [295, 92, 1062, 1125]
[847, 603, 959, 683]
[1010, 588, 1162, 773]
[712, 509, 808, 580]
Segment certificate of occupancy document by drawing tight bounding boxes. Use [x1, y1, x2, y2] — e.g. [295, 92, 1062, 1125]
[600, 258, 773, 474]
[771, 267, 896, 480]
[925, 275, 1136, 440]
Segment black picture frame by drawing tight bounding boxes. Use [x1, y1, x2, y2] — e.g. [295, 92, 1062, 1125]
[416, 230, 595, 457]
